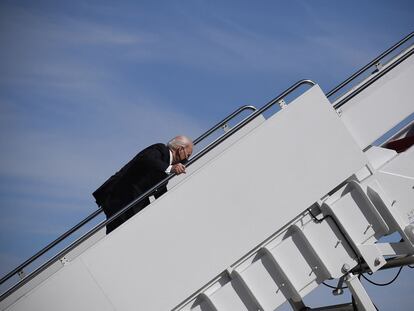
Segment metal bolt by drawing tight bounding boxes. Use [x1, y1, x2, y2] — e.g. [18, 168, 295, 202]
[374, 258, 381, 266]
[333, 288, 344, 296]
[278, 99, 287, 109]
[222, 123, 230, 133]
[17, 269, 26, 280]
[374, 62, 383, 71]
[342, 263, 350, 274]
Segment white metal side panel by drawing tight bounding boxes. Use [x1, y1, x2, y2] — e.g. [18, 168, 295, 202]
[379, 145, 414, 178]
[167, 115, 266, 191]
[339, 48, 414, 149]
[6, 260, 114, 311]
[1, 116, 266, 310]
[77, 85, 366, 310]
[6, 85, 367, 311]
[375, 146, 414, 223]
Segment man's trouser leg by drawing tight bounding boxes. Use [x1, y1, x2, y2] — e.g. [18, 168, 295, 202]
[103, 196, 150, 234]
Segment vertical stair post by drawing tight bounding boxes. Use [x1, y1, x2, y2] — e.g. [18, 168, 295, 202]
[344, 273, 376, 311]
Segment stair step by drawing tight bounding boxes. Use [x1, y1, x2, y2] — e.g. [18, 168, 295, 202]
[236, 254, 287, 311]
[323, 181, 389, 244]
[322, 181, 389, 271]
[264, 233, 319, 301]
[292, 218, 357, 279]
[205, 278, 258, 311]
[367, 178, 414, 253]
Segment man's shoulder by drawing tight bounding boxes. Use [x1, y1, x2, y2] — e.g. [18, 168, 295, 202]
[149, 143, 168, 149]
[144, 143, 168, 153]
[137, 143, 169, 158]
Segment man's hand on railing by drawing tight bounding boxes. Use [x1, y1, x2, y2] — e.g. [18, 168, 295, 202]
[171, 163, 186, 175]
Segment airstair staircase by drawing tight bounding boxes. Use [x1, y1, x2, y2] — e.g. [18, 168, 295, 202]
[1, 33, 413, 311]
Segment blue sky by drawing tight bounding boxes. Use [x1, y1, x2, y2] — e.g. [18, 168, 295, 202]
[0, 0, 413, 309]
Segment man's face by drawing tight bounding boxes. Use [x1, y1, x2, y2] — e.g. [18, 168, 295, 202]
[176, 144, 193, 164]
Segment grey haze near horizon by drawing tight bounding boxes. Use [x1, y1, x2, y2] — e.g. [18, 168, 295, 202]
[0, 0, 413, 309]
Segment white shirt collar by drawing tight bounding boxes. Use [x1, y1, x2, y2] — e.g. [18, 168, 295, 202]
[169, 149, 173, 165]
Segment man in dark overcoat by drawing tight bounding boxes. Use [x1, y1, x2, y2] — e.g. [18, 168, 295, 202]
[93, 136, 193, 233]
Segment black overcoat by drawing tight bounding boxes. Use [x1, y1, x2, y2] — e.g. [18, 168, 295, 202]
[93, 143, 170, 232]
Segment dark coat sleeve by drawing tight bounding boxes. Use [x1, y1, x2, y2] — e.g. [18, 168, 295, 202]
[139, 146, 169, 198]
[93, 144, 170, 206]
[129, 144, 170, 197]
[136, 147, 170, 174]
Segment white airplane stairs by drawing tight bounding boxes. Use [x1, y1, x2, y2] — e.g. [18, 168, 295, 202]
[0, 32, 413, 311]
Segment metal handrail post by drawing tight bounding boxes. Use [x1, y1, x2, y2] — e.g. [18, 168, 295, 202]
[0, 208, 102, 285]
[333, 48, 414, 109]
[327, 32, 414, 99]
[193, 105, 256, 145]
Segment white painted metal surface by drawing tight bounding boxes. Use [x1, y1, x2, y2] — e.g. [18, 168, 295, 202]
[371, 147, 414, 250]
[338, 45, 414, 149]
[178, 142, 413, 311]
[344, 273, 376, 311]
[166, 114, 266, 191]
[6, 260, 114, 311]
[1, 112, 266, 310]
[364, 146, 397, 170]
[1, 85, 368, 311]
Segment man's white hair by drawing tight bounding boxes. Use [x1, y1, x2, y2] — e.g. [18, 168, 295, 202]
[167, 136, 192, 150]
